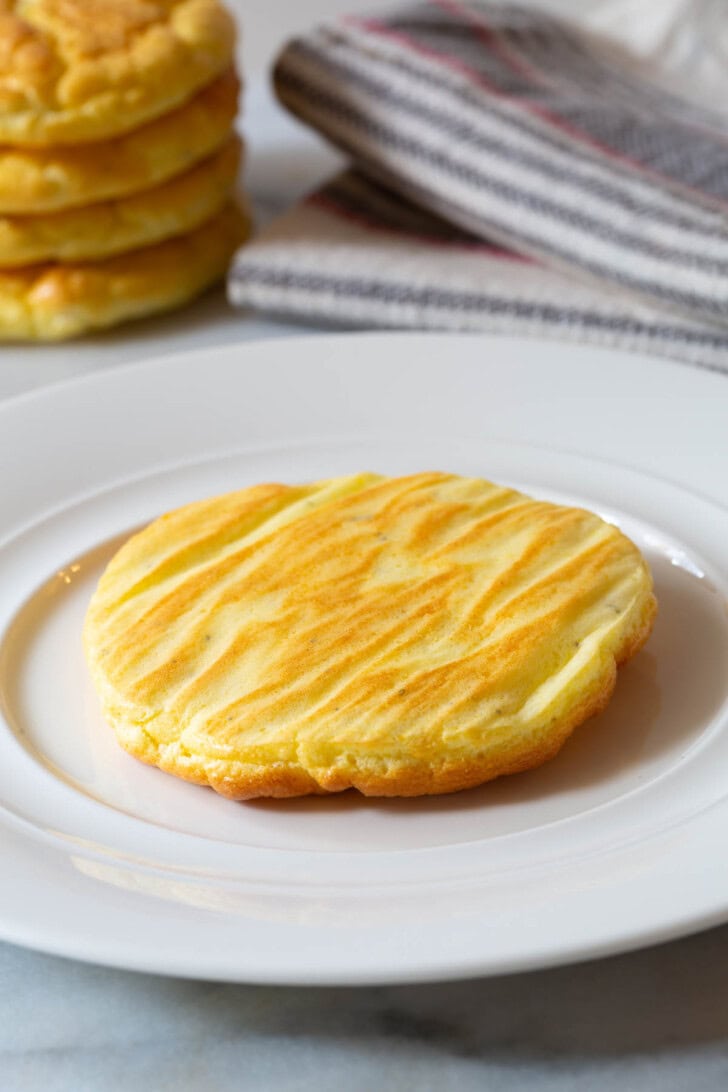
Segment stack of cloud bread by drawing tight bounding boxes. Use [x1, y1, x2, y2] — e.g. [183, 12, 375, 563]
[0, 0, 248, 341]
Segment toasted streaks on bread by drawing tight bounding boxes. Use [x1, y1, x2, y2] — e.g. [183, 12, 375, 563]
[84, 472, 657, 799]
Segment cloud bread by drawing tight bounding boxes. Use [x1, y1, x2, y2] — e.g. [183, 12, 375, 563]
[0, 68, 239, 214]
[84, 472, 657, 800]
[0, 134, 240, 265]
[0, 0, 235, 146]
[0, 200, 249, 340]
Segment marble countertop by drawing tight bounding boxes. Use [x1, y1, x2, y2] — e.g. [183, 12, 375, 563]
[5, 925, 728, 1090]
[3, 6, 728, 1088]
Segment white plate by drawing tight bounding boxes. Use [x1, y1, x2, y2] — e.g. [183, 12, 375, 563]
[0, 332, 727, 985]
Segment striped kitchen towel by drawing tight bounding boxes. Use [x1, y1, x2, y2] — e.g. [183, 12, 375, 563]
[230, 168, 728, 370]
[229, 1, 728, 369]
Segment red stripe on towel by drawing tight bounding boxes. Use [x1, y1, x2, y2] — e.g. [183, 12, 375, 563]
[353, 4, 728, 208]
[308, 191, 533, 259]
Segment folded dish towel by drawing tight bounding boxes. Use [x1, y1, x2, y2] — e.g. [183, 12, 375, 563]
[229, 1, 728, 370]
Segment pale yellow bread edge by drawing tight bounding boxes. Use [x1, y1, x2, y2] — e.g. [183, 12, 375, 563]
[0, 202, 250, 341]
[0, 69, 240, 214]
[0, 136, 241, 266]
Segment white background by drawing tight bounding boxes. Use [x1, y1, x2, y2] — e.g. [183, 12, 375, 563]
[233, 0, 696, 76]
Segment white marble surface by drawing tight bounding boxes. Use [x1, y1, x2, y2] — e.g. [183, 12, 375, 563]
[3, 4, 728, 1089]
[4, 926, 728, 1090]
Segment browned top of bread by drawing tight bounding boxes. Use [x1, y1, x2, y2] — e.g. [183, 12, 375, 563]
[84, 472, 657, 800]
[0, 0, 235, 145]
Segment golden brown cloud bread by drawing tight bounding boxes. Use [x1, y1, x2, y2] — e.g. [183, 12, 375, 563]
[84, 472, 657, 800]
[0, 200, 249, 340]
[0, 68, 239, 214]
[0, 0, 235, 146]
[0, 134, 240, 265]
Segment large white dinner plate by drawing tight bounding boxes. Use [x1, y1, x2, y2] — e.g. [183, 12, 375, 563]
[0, 332, 726, 985]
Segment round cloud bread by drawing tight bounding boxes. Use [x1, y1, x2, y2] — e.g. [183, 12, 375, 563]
[0, 200, 249, 340]
[0, 0, 235, 146]
[84, 472, 657, 800]
[0, 68, 239, 214]
[0, 134, 241, 265]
